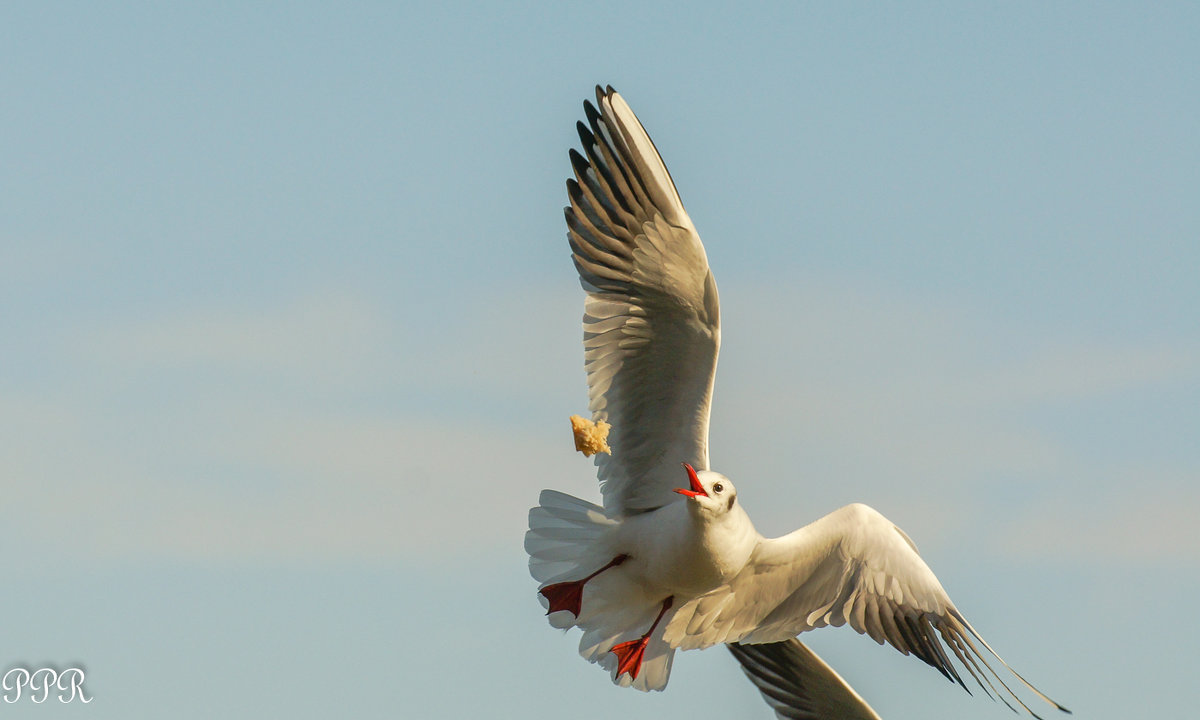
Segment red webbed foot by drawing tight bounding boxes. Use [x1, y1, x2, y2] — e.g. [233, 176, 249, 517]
[539, 554, 628, 618]
[539, 580, 585, 617]
[610, 596, 674, 680]
[610, 636, 649, 679]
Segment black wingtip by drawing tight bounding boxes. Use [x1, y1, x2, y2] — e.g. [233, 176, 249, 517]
[576, 120, 594, 147]
[568, 147, 588, 172]
[582, 98, 600, 125]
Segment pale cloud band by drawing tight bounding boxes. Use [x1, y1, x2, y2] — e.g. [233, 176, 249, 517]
[3, 282, 1195, 568]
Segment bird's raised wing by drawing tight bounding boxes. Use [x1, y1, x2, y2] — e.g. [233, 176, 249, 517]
[728, 639, 881, 720]
[566, 86, 720, 517]
[667, 504, 1070, 718]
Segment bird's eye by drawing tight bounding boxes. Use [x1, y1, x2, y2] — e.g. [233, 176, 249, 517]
[713, 483, 724, 493]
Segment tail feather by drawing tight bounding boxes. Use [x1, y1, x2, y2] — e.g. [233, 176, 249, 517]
[526, 489, 678, 691]
[582, 586, 677, 692]
[526, 490, 617, 585]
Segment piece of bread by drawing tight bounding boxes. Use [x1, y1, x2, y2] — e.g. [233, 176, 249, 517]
[569, 415, 611, 456]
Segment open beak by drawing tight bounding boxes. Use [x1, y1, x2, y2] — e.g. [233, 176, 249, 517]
[673, 463, 708, 498]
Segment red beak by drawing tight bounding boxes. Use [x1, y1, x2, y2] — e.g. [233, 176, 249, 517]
[673, 463, 708, 498]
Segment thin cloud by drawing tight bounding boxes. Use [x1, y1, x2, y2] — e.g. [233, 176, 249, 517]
[4, 282, 1193, 569]
[1, 289, 587, 565]
[712, 279, 1199, 554]
[997, 474, 1200, 566]
[76, 291, 391, 383]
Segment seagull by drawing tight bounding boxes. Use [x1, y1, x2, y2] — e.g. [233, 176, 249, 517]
[525, 85, 1070, 719]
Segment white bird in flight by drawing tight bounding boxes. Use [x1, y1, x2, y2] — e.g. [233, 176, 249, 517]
[525, 85, 1070, 720]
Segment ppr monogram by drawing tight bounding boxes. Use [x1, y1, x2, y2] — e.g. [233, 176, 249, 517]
[2, 668, 92, 704]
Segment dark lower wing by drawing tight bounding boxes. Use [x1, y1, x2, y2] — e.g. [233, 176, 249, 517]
[728, 639, 881, 720]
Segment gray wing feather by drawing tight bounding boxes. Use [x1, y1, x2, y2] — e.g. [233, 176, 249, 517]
[728, 639, 882, 720]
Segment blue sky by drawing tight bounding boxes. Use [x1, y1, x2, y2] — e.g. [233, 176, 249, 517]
[2, 2, 1197, 718]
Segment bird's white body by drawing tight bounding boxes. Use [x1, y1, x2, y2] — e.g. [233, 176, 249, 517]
[525, 86, 1068, 719]
[617, 473, 756, 596]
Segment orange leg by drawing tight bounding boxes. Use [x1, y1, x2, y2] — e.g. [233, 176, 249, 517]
[610, 596, 674, 680]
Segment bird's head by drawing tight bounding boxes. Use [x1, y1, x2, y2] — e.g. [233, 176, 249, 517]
[674, 463, 738, 516]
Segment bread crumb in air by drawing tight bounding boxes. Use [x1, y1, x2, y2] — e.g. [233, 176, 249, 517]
[569, 415, 611, 456]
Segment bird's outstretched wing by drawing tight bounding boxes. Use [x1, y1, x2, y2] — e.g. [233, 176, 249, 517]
[667, 504, 1070, 718]
[566, 86, 721, 517]
[728, 639, 882, 720]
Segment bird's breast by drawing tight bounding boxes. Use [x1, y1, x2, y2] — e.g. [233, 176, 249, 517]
[619, 502, 757, 597]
